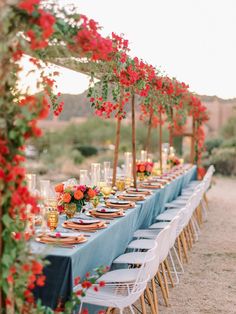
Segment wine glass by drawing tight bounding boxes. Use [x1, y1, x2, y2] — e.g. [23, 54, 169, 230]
[90, 196, 100, 209]
[64, 203, 77, 219]
[116, 178, 126, 191]
[101, 183, 112, 199]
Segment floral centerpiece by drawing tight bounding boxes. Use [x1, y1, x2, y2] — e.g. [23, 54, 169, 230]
[167, 155, 181, 168]
[55, 184, 101, 213]
[136, 161, 154, 180]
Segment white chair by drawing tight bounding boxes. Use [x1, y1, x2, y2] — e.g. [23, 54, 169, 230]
[113, 226, 172, 309]
[75, 245, 157, 314]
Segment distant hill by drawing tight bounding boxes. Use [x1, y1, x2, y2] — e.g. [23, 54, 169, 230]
[45, 91, 236, 137]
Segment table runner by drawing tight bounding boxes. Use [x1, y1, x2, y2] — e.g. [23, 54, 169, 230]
[33, 166, 197, 308]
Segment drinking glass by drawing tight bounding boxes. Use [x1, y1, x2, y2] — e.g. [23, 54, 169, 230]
[64, 203, 77, 219]
[90, 196, 100, 209]
[116, 178, 126, 191]
[101, 183, 112, 199]
[46, 209, 59, 231]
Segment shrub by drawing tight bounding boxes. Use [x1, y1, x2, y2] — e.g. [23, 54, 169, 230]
[205, 138, 223, 154]
[76, 145, 98, 157]
[221, 137, 236, 148]
[209, 147, 236, 175]
[71, 149, 84, 164]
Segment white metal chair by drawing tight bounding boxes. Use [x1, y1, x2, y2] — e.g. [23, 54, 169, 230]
[75, 245, 157, 314]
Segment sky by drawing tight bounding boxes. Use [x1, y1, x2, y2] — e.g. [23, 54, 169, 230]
[20, 0, 236, 98]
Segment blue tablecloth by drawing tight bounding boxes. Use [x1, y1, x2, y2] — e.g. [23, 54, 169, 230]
[34, 166, 197, 309]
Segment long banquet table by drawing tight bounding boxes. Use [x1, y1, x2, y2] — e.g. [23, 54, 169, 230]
[33, 165, 197, 309]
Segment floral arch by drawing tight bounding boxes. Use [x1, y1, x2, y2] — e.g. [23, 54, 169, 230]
[0, 1, 208, 312]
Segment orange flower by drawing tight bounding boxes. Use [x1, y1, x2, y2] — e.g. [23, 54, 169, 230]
[139, 165, 146, 172]
[87, 188, 96, 198]
[63, 193, 71, 203]
[74, 190, 84, 200]
[55, 183, 64, 193]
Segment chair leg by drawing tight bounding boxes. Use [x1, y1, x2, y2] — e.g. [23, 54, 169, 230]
[79, 302, 83, 314]
[164, 259, 175, 288]
[129, 305, 135, 314]
[173, 246, 184, 274]
[184, 228, 191, 250]
[151, 278, 159, 313]
[189, 219, 197, 242]
[187, 225, 193, 248]
[177, 235, 183, 264]
[146, 286, 156, 314]
[156, 271, 169, 307]
[168, 250, 180, 284]
[192, 215, 201, 237]
[203, 192, 209, 209]
[180, 232, 189, 263]
[140, 293, 147, 314]
[161, 262, 169, 298]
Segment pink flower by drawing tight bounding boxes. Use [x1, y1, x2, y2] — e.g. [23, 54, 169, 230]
[77, 185, 87, 192]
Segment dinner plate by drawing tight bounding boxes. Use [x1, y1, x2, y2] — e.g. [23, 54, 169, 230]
[48, 232, 81, 238]
[70, 218, 101, 225]
[108, 200, 130, 205]
[96, 208, 120, 213]
[128, 188, 148, 192]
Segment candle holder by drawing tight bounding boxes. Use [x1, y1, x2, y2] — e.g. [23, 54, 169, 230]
[140, 150, 147, 162]
[124, 152, 132, 178]
[80, 169, 89, 185]
[103, 161, 111, 184]
[91, 163, 101, 186]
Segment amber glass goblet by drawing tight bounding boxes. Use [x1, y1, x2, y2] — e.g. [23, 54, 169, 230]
[46, 210, 59, 231]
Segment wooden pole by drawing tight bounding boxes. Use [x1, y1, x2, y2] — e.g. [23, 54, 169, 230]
[112, 88, 124, 186]
[159, 111, 163, 174]
[0, 202, 3, 311]
[131, 93, 137, 188]
[169, 107, 174, 147]
[145, 110, 153, 152]
[190, 116, 196, 164]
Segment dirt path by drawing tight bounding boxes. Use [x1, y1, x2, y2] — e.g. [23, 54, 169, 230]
[158, 176, 236, 314]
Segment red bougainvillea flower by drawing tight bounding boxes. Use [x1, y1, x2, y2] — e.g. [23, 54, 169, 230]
[18, 0, 40, 14]
[31, 260, 43, 275]
[81, 280, 92, 289]
[36, 275, 46, 286]
[99, 281, 105, 287]
[74, 276, 81, 286]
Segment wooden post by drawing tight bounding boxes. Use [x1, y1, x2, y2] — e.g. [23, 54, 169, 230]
[159, 111, 163, 174]
[169, 107, 174, 147]
[190, 116, 196, 164]
[131, 93, 137, 188]
[0, 202, 3, 311]
[112, 88, 124, 186]
[145, 109, 153, 152]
